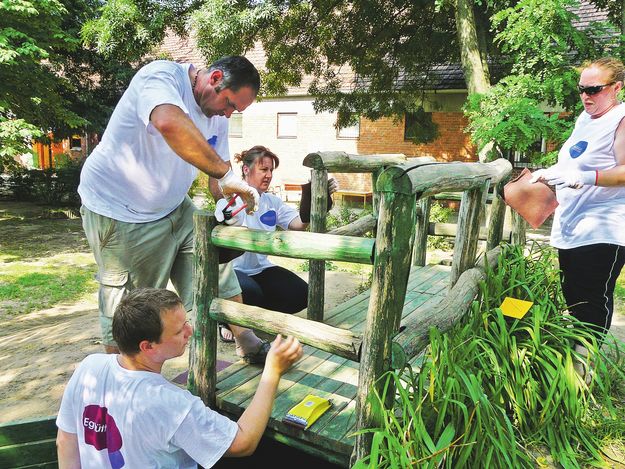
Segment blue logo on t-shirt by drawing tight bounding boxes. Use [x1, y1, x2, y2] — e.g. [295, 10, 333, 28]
[207, 135, 217, 147]
[569, 141, 588, 159]
[260, 210, 277, 227]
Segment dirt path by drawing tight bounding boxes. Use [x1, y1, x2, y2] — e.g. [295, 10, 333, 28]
[0, 270, 363, 423]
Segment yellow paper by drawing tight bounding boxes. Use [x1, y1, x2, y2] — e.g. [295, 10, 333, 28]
[284, 394, 332, 429]
[499, 297, 533, 319]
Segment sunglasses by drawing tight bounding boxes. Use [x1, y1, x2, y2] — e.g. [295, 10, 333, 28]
[577, 82, 615, 96]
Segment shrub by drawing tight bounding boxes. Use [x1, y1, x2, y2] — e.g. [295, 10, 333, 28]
[6, 157, 84, 207]
[356, 243, 625, 468]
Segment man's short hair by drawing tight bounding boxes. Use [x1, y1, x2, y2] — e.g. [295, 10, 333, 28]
[209, 56, 260, 95]
[112, 288, 183, 355]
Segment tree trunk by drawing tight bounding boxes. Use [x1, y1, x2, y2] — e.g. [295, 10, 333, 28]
[455, 0, 490, 95]
[455, 0, 493, 161]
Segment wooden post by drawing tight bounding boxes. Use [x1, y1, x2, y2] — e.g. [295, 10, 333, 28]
[352, 185, 415, 464]
[486, 185, 506, 250]
[307, 169, 328, 322]
[450, 179, 490, 287]
[412, 196, 431, 266]
[510, 210, 527, 246]
[189, 212, 219, 407]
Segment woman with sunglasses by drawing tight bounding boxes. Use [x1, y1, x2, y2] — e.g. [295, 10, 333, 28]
[531, 57, 625, 376]
[218, 145, 337, 340]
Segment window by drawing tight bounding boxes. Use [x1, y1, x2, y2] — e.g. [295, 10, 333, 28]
[277, 113, 297, 138]
[404, 110, 438, 143]
[337, 119, 360, 139]
[229, 113, 242, 138]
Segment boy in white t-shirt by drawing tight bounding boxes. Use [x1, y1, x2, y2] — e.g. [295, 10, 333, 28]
[56, 288, 303, 468]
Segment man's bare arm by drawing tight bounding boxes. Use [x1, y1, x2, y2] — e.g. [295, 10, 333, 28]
[57, 429, 81, 469]
[150, 104, 230, 178]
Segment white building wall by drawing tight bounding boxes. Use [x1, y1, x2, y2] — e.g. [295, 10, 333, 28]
[227, 96, 359, 187]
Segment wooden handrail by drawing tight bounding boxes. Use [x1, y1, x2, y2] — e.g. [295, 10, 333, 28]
[210, 225, 375, 265]
[376, 159, 512, 196]
[391, 246, 502, 369]
[303, 151, 412, 172]
[209, 299, 362, 362]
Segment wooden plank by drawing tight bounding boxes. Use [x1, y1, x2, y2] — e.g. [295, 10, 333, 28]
[210, 299, 362, 361]
[450, 180, 490, 287]
[428, 222, 511, 242]
[265, 428, 349, 466]
[0, 439, 57, 468]
[353, 186, 416, 462]
[308, 169, 329, 322]
[376, 159, 511, 197]
[487, 188, 506, 250]
[190, 212, 219, 406]
[327, 214, 376, 237]
[211, 226, 375, 265]
[303, 151, 411, 172]
[413, 196, 431, 266]
[0, 418, 56, 447]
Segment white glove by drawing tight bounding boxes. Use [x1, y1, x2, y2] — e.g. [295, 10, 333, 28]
[328, 177, 339, 194]
[217, 169, 260, 213]
[215, 196, 246, 226]
[530, 167, 595, 189]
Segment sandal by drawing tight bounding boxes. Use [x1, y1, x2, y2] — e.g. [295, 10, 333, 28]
[218, 323, 235, 343]
[240, 340, 271, 365]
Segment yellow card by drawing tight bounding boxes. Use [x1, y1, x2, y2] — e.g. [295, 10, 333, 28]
[499, 297, 533, 319]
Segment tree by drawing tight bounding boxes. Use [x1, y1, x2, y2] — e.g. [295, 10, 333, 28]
[0, 0, 137, 172]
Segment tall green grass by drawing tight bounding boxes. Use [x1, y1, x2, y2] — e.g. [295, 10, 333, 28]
[355, 243, 625, 468]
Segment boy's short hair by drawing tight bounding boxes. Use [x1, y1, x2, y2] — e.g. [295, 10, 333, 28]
[112, 288, 183, 355]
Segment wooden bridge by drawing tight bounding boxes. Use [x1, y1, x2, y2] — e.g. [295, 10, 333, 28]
[189, 152, 524, 466]
[0, 153, 525, 468]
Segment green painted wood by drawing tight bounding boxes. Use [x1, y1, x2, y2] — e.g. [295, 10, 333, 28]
[214, 262, 455, 465]
[190, 212, 219, 406]
[308, 169, 329, 322]
[211, 225, 375, 265]
[13, 463, 58, 469]
[264, 428, 349, 467]
[0, 418, 56, 447]
[0, 439, 57, 468]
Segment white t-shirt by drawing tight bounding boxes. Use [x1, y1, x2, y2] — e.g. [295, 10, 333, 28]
[56, 354, 238, 469]
[232, 192, 299, 275]
[551, 103, 625, 249]
[78, 60, 230, 223]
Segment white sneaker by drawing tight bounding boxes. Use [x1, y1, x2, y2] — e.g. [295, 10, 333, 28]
[572, 344, 593, 385]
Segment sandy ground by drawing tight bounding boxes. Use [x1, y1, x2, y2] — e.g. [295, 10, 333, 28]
[0, 270, 363, 423]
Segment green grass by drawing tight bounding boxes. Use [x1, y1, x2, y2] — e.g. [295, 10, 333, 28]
[0, 204, 97, 314]
[355, 243, 625, 468]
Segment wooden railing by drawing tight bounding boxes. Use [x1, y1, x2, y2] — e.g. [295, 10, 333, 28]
[303, 151, 433, 321]
[190, 154, 517, 465]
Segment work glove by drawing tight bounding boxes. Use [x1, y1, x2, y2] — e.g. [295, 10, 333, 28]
[299, 177, 338, 223]
[218, 169, 259, 213]
[214, 195, 246, 264]
[530, 166, 595, 189]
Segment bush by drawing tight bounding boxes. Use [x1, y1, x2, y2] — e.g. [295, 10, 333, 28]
[6, 157, 84, 206]
[427, 202, 454, 250]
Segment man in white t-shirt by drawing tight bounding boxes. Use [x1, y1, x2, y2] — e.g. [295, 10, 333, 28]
[56, 288, 303, 468]
[77, 56, 269, 361]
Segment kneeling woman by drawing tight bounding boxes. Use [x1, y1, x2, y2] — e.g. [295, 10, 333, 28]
[231, 145, 336, 313]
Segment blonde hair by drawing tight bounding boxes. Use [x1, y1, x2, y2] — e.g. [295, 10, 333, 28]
[582, 57, 625, 84]
[233, 145, 280, 178]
